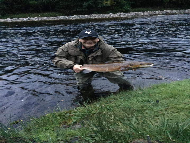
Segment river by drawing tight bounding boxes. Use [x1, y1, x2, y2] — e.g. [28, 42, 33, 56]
[0, 14, 190, 125]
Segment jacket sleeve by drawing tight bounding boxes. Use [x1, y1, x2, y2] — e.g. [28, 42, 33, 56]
[52, 43, 75, 69]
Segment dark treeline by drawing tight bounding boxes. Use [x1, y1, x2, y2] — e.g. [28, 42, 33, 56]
[0, 0, 190, 16]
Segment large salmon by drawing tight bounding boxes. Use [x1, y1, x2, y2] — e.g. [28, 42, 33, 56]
[81, 61, 153, 72]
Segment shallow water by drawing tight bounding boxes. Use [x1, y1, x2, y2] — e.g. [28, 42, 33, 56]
[0, 14, 190, 125]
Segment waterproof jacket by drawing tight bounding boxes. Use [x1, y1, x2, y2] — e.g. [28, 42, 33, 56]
[53, 37, 124, 69]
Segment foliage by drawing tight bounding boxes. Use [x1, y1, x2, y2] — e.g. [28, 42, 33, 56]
[0, 0, 30, 16]
[28, 0, 59, 13]
[130, 0, 190, 8]
[56, 0, 86, 15]
[1, 0, 190, 17]
[108, 0, 131, 12]
[0, 0, 131, 16]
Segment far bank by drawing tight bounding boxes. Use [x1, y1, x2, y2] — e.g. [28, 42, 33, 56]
[0, 9, 190, 23]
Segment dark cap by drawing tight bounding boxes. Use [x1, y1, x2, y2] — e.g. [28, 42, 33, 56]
[78, 29, 98, 39]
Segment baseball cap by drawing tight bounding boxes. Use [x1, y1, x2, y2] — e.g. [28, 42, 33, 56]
[78, 29, 98, 39]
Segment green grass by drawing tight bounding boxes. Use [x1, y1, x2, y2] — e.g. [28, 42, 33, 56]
[1, 79, 190, 143]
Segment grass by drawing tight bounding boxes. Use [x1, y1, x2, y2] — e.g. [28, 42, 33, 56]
[0, 79, 190, 143]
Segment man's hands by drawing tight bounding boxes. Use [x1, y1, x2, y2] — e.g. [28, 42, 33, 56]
[73, 65, 83, 73]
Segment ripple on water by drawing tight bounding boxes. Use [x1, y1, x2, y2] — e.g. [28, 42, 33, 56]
[0, 14, 190, 124]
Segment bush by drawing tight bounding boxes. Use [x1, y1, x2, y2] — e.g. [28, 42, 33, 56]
[0, 0, 131, 16]
[163, 0, 190, 8]
[130, 0, 190, 8]
[0, 0, 30, 16]
[28, 0, 59, 13]
[56, 0, 85, 15]
[1, 0, 189, 17]
[57, 0, 130, 15]
[110, 0, 130, 12]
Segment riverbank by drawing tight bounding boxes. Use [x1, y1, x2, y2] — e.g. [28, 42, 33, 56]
[1, 13, 190, 125]
[0, 9, 190, 23]
[1, 11, 190, 143]
[1, 79, 190, 142]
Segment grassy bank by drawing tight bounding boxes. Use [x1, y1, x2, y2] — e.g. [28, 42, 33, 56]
[1, 79, 190, 143]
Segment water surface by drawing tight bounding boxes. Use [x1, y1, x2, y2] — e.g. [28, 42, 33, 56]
[0, 14, 190, 125]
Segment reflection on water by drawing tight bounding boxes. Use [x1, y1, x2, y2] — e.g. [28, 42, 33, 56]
[0, 14, 190, 124]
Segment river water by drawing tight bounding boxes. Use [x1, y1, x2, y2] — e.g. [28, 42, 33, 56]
[0, 14, 190, 125]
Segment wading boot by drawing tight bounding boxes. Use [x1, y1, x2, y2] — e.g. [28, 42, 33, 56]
[77, 84, 96, 105]
[118, 83, 134, 92]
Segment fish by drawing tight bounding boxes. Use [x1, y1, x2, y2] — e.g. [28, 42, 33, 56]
[81, 61, 153, 72]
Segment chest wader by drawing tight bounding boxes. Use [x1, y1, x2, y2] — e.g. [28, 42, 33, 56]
[74, 70, 134, 101]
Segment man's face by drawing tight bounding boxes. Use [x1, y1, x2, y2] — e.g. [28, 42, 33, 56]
[79, 37, 99, 49]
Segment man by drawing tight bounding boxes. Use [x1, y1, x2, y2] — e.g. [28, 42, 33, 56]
[53, 29, 134, 96]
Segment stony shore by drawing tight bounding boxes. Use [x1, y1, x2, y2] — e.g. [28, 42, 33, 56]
[0, 9, 190, 23]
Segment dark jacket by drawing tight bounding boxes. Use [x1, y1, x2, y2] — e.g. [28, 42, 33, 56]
[53, 37, 124, 69]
